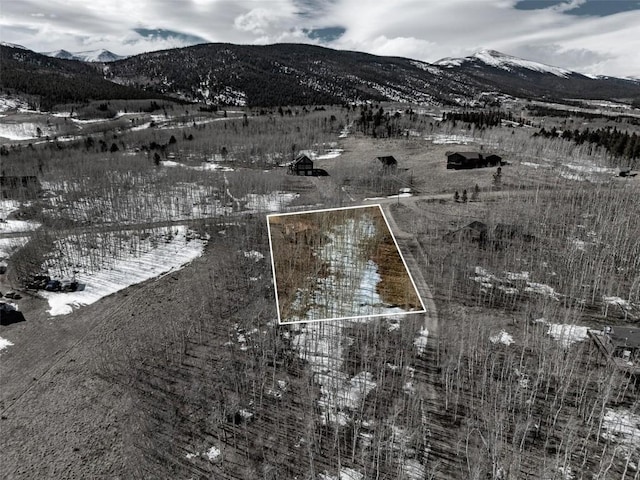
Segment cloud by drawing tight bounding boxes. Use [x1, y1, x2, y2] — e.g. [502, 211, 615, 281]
[234, 9, 278, 34]
[321, 0, 640, 76]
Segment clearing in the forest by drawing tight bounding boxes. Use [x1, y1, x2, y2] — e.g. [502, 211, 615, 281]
[267, 205, 424, 324]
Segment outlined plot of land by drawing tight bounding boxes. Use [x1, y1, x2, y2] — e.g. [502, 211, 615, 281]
[267, 205, 425, 324]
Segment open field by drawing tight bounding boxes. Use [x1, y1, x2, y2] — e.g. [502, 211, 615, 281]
[1, 102, 639, 479]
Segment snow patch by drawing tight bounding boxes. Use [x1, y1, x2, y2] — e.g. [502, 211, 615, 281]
[603, 296, 630, 308]
[0, 121, 54, 140]
[413, 328, 429, 355]
[242, 192, 299, 212]
[545, 323, 589, 348]
[0, 237, 30, 260]
[206, 446, 221, 461]
[293, 322, 378, 426]
[244, 250, 264, 261]
[316, 149, 344, 160]
[40, 227, 205, 316]
[524, 282, 560, 300]
[506, 271, 529, 281]
[601, 408, 640, 456]
[288, 216, 409, 322]
[0, 336, 14, 352]
[472, 49, 572, 78]
[424, 133, 476, 145]
[490, 330, 514, 346]
[0, 96, 29, 113]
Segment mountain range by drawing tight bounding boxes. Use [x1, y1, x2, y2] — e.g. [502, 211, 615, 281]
[41, 49, 126, 63]
[2, 42, 639, 109]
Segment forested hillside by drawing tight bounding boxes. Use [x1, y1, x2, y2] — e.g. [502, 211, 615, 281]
[0, 46, 162, 109]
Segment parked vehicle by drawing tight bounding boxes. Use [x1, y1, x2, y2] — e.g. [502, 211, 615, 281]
[61, 279, 79, 292]
[26, 274, 50, 290]
[45, 280, 62, 292]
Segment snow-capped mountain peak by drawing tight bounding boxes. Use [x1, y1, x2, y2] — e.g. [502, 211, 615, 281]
[434, 49, 574, 78]
[1, 42, 28, 50]
[75, 49, 125, 62]
[40, 49, 125, 62]
[471, 49, 573, 77]
[44, 49, 76, 60]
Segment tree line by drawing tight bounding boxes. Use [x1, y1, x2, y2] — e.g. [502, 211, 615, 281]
[443, 110, 532, 128]
[535, 126, 640, 163]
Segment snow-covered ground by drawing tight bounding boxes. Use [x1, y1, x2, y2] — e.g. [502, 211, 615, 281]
[535, 319, 590, 348]
[297, 147, 344, 162]
[316, 149, 344, 160]
[0, 237, 29, 261]
[472, 266, 560, 300]
[364, 190, 413, 201]
[0, 199, 40, 236]
[0, 336, 14, 352]
[0, 121, 56, 141]
[473, 49, 572, 77]
[242, 192, 299, 212]
[603, 296, 632, 309]
[424, 133, 477, 144]
[292, 320, 377, 427]
[490, 330, 514, 346]
[0, 219, 40, 234]
[160, 160, 234, 172]
[524, 282, 560, 300]
[243, 250, 264, 261]
[601, 408, 640, 458]
[40, 226, 206, 316]
[338, 123, 352, 138]
[521, 158, 617, 182]
[205, 446, 222, 461]
[185, 444, 222, 462]
[413, 328, 429, 354]
[0, 96, 30, 113]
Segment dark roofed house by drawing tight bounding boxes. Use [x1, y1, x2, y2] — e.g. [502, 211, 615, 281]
[485, 154, 503, 167]
[288, 155, 329, 177]
[443, 221, 488, 246]
[608, 327, 640, 358]
[376, 156, 398, 170]
[589, 326, 640, 373]
[289, 154, 314, 176]
[446, 152, 502, 169]
[447, 152, 481, 169]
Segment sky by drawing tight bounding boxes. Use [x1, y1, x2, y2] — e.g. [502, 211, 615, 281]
[1, 0, 640, 77]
